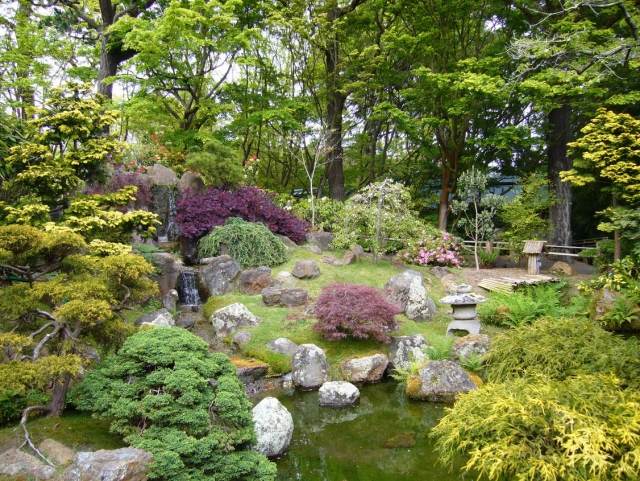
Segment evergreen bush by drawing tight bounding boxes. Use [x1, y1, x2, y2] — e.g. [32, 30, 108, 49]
[485, 316, 640, 388]
[313, 283, 400, 343]
[73, 327, 276, 481]
[198, 218, 288, 268]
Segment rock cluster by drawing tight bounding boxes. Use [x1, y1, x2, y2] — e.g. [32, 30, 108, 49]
[261, 286, 308, 307]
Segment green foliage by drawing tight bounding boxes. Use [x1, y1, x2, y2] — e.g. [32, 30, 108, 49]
[185, 141, 243, 187]
[332, 180, 433, 254]
[425, 335, 453, 361]
[458, 354, 484, 374]
[432, 374, 640, 481]
[476, 249, 498, 268]
[595, 290, 640, 330]
[73, 328, 276, 481]
[451, 168, 504, 270]
[198, 218, 288, 268]
[500, 172, 554, 257]
[478, 283, 588, 328]
[0, 390, 49, 426]
[288, 197, 345, 233]
[581, 255, 640, 295]
[485, 317, 640, 388]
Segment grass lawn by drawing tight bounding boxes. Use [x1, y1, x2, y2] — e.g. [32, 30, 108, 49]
[201, 247, 500, 376]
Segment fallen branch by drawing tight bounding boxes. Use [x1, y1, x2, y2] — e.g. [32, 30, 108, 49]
[20, 405, 54, 466]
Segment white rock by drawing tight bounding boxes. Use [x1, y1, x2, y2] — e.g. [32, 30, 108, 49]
[319, 381, 360, 407]
[252, 397, 294, 458]
[291, 344, 329, 390]
[139, 308, 175, 328]
[210, 303, 260, 337]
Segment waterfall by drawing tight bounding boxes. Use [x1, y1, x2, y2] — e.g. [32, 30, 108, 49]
[152, 185, 180, 242]
[177, 269, 201, 307]
[165, 188, 179, 241]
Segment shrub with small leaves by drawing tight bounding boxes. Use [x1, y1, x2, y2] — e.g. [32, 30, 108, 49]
[73, 328, 276, 481]
[432, 374, 640, 481]
[313, 283, 400, 343]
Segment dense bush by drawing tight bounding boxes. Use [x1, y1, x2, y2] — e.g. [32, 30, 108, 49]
[198, 218, 288, 268]
[332, 180, 431, 254]
[400, 231, 463, 267]
[184, 140, 243, 187]
[87, 169, 153, 209]
[176, 186, 308, 242]
[485, 316, 640, 388]
[286, 197, 345, 232]
[478, 282, 588, 328]
[313, 283, 400, 343]
[433, 374, 640, 481]
[73, 328, 276, 481]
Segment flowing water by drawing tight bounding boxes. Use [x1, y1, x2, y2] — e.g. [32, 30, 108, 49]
[177, 269, 201, 307]
[272, 382, 465, 481]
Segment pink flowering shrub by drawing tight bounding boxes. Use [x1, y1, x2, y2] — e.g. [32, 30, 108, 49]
[401, 232, 464, 267]
[313, 283, 400, 343]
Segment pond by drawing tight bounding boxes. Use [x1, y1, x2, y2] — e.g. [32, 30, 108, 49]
[270, 382, 465, 481]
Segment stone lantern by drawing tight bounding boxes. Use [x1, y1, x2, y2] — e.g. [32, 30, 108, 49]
[440, 284, 486, 335]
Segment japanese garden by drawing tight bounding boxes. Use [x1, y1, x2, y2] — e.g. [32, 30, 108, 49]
[1, 1, 640, 480]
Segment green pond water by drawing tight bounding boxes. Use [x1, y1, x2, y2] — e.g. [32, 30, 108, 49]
[270, 382, 465, 481]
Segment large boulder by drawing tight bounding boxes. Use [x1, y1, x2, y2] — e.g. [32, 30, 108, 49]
[147, 163, 177, 186]
[267, 338, 299, 357]
[342, 244, 365, 265]
[452, 334, 490, 360]
[550, 261, 574, 276]
[306, 231, 333, 251]
[177, 171, 205, 194]
[238, 267, 274, 294]
[252, 397, 294, 458]
[198, 255, 241, 296]
[291, 344, 329, 390]
[231, 358, 269, 384]
[385, 270, 436, 321]
[62, 448, 152, 481]
[0, 448, 55, 480]
[274, 271, 296, 287]
[137, 308, 175, 328]
[319, 381, 360, 407]
[210, 303, 260, 337]
[162, 289, 179, 311]
[291, 260, 321, 279]
[388, 335, 428, 371]
[39, 439, 75, 466]
[149, 252, 182, 297]
[341, 354, 388, 384]
[261, 287, 308, 307]
[406, 360, 476, 402]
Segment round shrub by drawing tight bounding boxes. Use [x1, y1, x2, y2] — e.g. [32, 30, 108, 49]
[432, 374, 640, 481]
[485, 316, 640, 388]
[198, 218, 288, 268]
[313, 283, 400, 343]
[72, 327, 276, 481]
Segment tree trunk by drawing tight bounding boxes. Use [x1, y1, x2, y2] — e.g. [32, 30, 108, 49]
[438, 164, 451, 230]
[48, 374, 71, 417]
[97, 38, 119, 100]
[547, 104, 572, 247]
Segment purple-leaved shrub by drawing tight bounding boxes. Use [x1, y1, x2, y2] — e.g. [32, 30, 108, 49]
[176, 186, 309, 242]
[314, 283, 400, 343]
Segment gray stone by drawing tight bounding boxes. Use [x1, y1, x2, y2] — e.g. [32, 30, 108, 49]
[385, 270, 436, 321]
[233, 359, 269, 384]
[149, 252, 182, 298]
[210, 303, 260, 337]
[342, 244, 365, 265]
[147, 163, 177, 186]
[341, 354, 388, 383]
[252, 397, 294, 458]
[274, 271, 296, 287]
[0, 448, 55, 479]
[267, 338, 299, 357]
[292, 260, 321, 279]
[262, 286, 284, 306]
[198, 255, 241, 296]
[319, 381, 360, 407]
[452, 334, 490, 360]
[233, 331, 252, 347]
[63, 448, 152, 481]
[138, 308, 175, 328]
[239, 267, 274, 294]
[162, 289, 179, 312]
[306, 231, 333, 251]
[281, 373, 294, 390]
[406, 360, 476, 402]
[40, 439, 75, 466]
[177, 171, 205, 194]
[277, 235, 297, 249]
[307, 245, 322, 254]
[175, 310, 199, 329]
[279, 288, 308, 307]
[291, 344, 329, 390]
[389, 335, 428, 371]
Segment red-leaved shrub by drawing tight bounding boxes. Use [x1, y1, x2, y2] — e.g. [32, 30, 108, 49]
[176, 186, 309, 243]
[313, 283, 400, 343]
